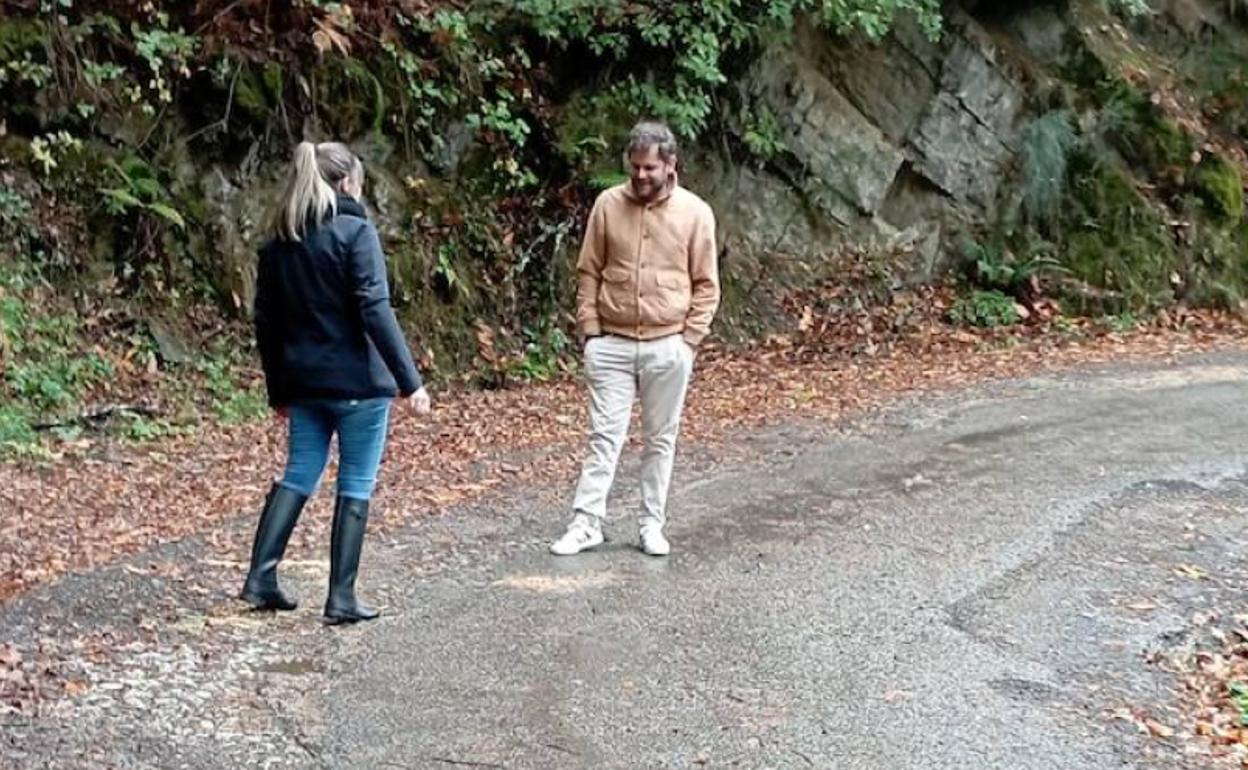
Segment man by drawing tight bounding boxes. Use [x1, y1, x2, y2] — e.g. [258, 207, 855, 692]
[550, 121, 720, 557]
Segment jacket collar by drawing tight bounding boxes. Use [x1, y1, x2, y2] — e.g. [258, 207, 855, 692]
[335, 194, 368, 220]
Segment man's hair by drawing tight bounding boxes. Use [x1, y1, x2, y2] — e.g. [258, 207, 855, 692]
[625, 121, 678, 162]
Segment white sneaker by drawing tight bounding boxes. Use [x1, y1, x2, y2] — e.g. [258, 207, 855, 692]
[640, 527, 670, 557]
[550, 521, 604, 556]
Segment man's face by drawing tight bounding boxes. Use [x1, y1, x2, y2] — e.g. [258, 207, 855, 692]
[628, 145, 674, 202]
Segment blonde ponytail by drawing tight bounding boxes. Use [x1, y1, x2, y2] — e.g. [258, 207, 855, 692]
[272, 141, 362, 241]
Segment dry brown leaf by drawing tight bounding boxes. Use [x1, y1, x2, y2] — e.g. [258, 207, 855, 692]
[1144, 718, 1175, 739]
[0, 645, 20, 668]
[62, 679, 89, 696]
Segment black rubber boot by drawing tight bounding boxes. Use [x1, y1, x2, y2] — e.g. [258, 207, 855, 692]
[323, 496, 380, 625]
[240, 484, 308, 611]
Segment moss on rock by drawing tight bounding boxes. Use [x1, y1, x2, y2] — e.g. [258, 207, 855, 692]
[1059, 152, 1180, 312]
[232, 62, 285, 124]
[1191, 154, 1244, 223]
[311, 56, 388, 139]
[552, 89, 635, 184]
[1097, 81, 1193, 176]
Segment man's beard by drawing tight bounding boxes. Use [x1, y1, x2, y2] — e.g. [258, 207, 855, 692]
[632, 175, 666, 200]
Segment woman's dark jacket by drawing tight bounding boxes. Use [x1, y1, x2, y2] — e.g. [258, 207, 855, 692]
[254, 195, 421, 407]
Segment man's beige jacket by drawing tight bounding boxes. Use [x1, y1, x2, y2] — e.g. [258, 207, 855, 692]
[575, 182, 719, 347]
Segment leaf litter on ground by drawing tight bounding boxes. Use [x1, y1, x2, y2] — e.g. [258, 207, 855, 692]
[3, 283, 1248, 720]
[2, 288, 1246, 603]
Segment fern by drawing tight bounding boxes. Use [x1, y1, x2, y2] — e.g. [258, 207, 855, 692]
[949, 290, 1020, 328]
[1020, 110, 1080, 230]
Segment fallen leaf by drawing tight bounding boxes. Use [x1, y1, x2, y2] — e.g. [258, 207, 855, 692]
[798, 305, 814, 333]
[1174, 564, 1210, 580]
[0, 645, 20, 668]
[63, 679, 89, 696]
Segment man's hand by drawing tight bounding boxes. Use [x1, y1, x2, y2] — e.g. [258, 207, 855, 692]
[404, 386, 432, 415]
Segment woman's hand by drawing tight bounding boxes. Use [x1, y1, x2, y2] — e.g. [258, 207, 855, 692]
[404, 386, 432, 415]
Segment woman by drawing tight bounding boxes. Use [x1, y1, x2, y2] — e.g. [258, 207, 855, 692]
[240, 141, 430, 625]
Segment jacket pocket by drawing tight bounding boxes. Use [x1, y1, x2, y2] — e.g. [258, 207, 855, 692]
[597, 266, 634, 323]
[651, 271, 691, 325]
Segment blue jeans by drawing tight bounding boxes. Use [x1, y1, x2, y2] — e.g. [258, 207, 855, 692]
[279, 398, 392, 501]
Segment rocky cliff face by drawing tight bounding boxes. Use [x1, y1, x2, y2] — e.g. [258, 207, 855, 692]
[196, 5, 1022, 305]
[693, 0, 1247, 312]
[5, 0, 1246, 373]
[693, 6, 1030, 274]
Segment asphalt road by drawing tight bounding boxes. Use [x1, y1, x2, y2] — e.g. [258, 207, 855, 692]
[6, 353, 1248, 770]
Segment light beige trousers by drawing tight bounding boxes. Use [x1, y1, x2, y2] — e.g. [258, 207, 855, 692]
[571, 334, 695, 532]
